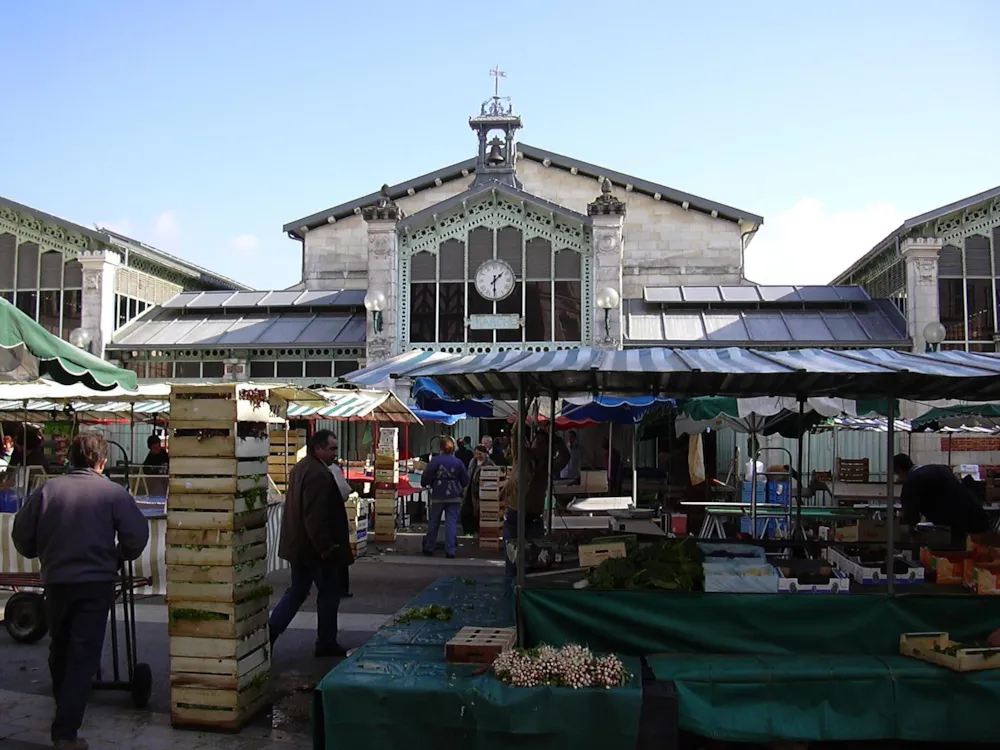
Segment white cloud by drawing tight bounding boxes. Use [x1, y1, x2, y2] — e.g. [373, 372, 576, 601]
[230, 233, 260, 253]
[745, 198, 905, 285]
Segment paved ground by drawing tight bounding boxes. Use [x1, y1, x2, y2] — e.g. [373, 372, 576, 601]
[0, 551, 504, 748]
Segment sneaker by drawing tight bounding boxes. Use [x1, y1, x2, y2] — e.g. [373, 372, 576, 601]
[446, 554, 456, 559]
[314, 645, 349, 658]
[53, 739, 89, 749]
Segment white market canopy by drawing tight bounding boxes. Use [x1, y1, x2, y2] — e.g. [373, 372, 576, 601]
[674, 396, 889, 435]
[0, 382, 420, 424]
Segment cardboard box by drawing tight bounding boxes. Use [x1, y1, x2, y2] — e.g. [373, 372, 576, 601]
[972, 563, 1000, 595]
[824, 547, 923, 586]
[445, 627, 516, 664]
[578, 540, 627, 567]
[834, 520, 905, 543]
[967, 533, 1000, 558]
[922, 548, 971, 585]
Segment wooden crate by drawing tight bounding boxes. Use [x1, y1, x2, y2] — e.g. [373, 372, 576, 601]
[445, 627, 516, 664]
[169, 383, 283, 424]
[166, 560, 269, 603]
[170, 639, 269, 689]
[169, 421, 271, 460]
[166, 526, 267, 567]
[167, 595, 270, 639]
[479, 537, 503, 551]
[374, 531, 397, 543]
[169, 457, 268, 496]
[900, 632, 1000, 672]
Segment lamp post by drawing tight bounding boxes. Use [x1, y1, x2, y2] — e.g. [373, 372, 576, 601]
[923, 321, 946, 353]
[68, 327, 93, 354]
[363, 291, 388, 335]
[596, 287, 620, 343]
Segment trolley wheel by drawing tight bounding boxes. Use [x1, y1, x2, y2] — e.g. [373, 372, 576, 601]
[131, 663, 152, 709]
[4, 592, 47, 644]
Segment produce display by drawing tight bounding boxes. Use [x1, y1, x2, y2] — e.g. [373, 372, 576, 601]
[395, 604, 453, 624]
[492, 644, 632, 689]
[586, 538, 704, 591]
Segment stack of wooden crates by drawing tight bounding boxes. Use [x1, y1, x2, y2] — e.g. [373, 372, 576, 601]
[345, 493, 367, 558]
[267, 428, 305, 496]
[166, 384, 275, 731]
[374, 427, 399, 544]
[478, 466, 509, 551]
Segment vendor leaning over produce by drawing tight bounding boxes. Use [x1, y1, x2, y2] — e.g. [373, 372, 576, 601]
[503, 424, 571, 579]
[893, 453, 990, 547]
[12, 433, 150, 750]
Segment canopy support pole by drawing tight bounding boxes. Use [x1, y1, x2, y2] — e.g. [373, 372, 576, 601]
[886, 395, 897, 597]
[546, 390, 556, 536]
[795, 398, 805, 537]
[515, 373, 527, 646]
[632, 424, 638, 507]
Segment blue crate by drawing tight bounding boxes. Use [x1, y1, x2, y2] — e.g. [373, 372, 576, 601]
[767, 481, 791, 506]
[740, 484, 766, 505]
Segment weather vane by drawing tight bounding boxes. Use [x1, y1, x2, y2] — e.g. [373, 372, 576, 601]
[481, 66, 513, 117]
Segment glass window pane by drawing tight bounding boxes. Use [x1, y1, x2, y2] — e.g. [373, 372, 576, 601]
[276, 360, 303, 378]
[201, 361, 225, 379]
[967, 279, 994, 340]
[411, 251, 436, 282]
[524, 281, 551, 341]
[467, 282, 492, 343]
[305, 360, 332, 379]
[965, 234, 991, 276]
[249, 361, 275, 379]
[554, 281, 582, 341]
[468, 226, 493, 276]
[16, 243, 39, 289]
[439, 239, 464, 281]
[39, 251, 63, 288]
[0, 234, 16, 288]
[938, 278, 965, 341]
[175, 361, 200, 378]
[410, 283, 436, 343]
[63, 258, 83, 288]
[497, 227, 522, 276]
[525, 237, 550, 278]
[0, 291, 11, 304]
[128, 298, 138, 320]
[334, 360, 359, 377]
[38, 290, 61, 335]
[497, 281, 521, 342]
[16, 291, 37, 319]
[554, 249, 580, 279]
[62, 290, 81, 340]
[438, 282, 465, 343]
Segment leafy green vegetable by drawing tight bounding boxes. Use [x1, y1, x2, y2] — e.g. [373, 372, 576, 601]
[586, 538, 704, 591]
[395, 605, 453, 624]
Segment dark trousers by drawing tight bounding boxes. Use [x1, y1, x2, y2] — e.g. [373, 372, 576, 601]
[269, 560, 342, 650]
[502, 509, 545, 579]
[339, 564, 350, 595]
[45, 582, 115, 742]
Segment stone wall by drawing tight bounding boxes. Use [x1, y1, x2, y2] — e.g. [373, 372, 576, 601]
[301, 155, 744, 295]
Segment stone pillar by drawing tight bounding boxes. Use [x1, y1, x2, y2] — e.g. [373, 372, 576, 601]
[362, 186, 402, 364]
[901, 237, 943, 352]
[77, 249, 121, 358]
[223, 357, 248, 382]
[588, 179, 626, 349]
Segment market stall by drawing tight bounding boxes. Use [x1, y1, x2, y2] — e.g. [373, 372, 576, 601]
[308, 346, 1000, 747]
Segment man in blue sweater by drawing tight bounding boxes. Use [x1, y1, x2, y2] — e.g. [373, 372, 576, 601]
[13, 433, 149, 750]
[421, 437, 469, 558]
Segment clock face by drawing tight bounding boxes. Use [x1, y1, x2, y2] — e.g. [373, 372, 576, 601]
[474, 259, 516, 301]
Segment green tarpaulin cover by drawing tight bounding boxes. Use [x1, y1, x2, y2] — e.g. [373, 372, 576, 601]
[314, 578, 643, 750]
[0, 298, 137, 390]
[521, 589, 1000, 743]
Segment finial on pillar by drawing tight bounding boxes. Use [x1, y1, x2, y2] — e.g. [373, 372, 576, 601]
[588, 178, 627, 216]
[362, 185, 402, 221]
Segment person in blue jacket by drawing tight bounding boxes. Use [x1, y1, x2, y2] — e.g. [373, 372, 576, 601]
[421, 437, 470, 558]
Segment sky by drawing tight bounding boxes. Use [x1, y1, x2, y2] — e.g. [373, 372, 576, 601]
[1, 1, 998, 290]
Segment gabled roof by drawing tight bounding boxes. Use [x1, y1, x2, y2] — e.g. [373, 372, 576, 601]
[283, 143, 763, 238]
[830, 184, 1000, 284]
[398, 180, 591, 231]
[0, 195, 250, 291]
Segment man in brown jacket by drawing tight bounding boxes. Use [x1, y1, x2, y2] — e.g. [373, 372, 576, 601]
[269, 429, 353, 657]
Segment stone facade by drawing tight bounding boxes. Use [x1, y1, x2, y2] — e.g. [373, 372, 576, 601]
[78, 249, 121, 357]
[900, 237, 943, 352]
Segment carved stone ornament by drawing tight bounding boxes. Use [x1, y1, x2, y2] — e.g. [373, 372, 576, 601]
[370, 232, 394, 256]
[596, 233, 619, 254]
[914, 257, 936, 286]
[587, 178, 627, 217]
[361, 184, 402, 222]
[84, 270, 100, 291]
[367, 337, 394, 362]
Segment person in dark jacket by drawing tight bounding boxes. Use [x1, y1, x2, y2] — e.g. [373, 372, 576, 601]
[421, 437, 469, 558]
[893, 453, 989, 546]
[455, 436, 474, 470]
[12, 433, 149, 750]
[142, 433, 169, 474]
[270, 430, 353, 657]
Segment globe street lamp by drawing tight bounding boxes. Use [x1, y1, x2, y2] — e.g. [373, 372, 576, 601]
[68, 327, 93, 354]
[364, 290, 388, 335]
[923, 321, 946, 353]
[596, 287, 620, 340]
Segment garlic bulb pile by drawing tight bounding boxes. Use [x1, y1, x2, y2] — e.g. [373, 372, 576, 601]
[492, 644, 631, 689]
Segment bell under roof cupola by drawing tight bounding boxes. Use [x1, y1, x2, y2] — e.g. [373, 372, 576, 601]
[469, 66, 522, 189]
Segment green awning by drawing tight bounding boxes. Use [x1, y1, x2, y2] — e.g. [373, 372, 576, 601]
[676, 396, 894, 437]
[912, 403, 1000, 431]
[0, 298, 137, 391]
